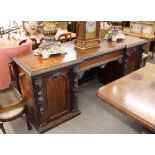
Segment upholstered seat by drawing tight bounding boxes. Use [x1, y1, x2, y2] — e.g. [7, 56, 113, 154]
[0, 106, 24, 120]
[0, 87, 32, 134]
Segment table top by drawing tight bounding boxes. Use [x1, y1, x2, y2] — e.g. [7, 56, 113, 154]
[13, 35, 148, 76]
[97, 64, 155, 131]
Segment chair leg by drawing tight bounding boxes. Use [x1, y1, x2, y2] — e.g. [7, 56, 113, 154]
[0, 122, 6, 134]
[24, 107, 32, 130]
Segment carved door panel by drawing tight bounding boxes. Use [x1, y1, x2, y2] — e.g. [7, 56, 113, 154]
[126, 47, 141, 74]
[43, 69, 73, 122]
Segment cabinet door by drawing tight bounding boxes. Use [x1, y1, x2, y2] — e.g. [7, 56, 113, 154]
[43, 69, 73, 122]
[126, 47, 142, 74]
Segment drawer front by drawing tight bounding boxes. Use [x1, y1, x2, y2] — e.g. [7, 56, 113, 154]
[79, 51, 122, 71]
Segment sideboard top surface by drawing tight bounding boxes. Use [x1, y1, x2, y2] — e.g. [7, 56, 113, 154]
[13, 35, 148, 76]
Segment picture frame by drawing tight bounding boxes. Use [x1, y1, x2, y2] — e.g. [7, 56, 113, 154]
[130, 21, 155, 36]
[141, 23, 155, 35]
[130, 22, 142, 34]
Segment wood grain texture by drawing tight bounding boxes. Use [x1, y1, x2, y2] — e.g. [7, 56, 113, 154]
[12, 35, 149, 133]
[44, 69, 72, 121]
[97, 64, 155, 132]
[79, 50, 122, 71]
[13, 35, 148, 76]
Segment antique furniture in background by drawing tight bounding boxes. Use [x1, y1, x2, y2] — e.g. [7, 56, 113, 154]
[43, 25, 58, 42]
[23, 21, 76, 46]
[0, 88, 32, 134]
[23, 21, 43, 36]
[124, 22, 155, 38]
[55, 30, 76, 41]
[0, 63, 32, 134]
[109, 21, 124, 28]
[97, 64, 155, 133]
[28, 38, 38, 50]
[12, 36, 148, 133]
[108, 21, 130, 29]
[123, 21, 155, 58]
[58, 32, 72, 43]
[0, 39, 32, 89]
[57, 22, 68, 30]
[74, 21, 100, 49]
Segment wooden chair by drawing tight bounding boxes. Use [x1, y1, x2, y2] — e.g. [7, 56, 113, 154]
[19, 39, 27, 46]
[29, 38, 38, 50]
[58, 32, 72, 43]
[0, 62, 32, 134]
[19, 38, 38, 50]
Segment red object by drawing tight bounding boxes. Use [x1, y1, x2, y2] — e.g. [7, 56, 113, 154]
[0, 39, 32, 89]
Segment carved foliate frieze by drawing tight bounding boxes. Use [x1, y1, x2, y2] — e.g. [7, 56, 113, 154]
[49, 72, 67, 79]
[121, 48, 128, 75]
[100, 63, 107, 69]
[78, 71, 85, 80]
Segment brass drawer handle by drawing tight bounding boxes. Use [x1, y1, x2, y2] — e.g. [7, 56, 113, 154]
[19, 72, 25, 78]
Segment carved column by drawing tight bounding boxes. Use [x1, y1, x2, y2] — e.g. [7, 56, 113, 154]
[137, 46, 144, 69]
[121, 45, 144, 76]
[33, 77, 44, 115]
[121, 48, 128, 75]
[72, 65, 79, 112]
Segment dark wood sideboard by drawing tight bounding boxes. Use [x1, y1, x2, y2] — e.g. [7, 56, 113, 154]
[11, 36, 148, 133]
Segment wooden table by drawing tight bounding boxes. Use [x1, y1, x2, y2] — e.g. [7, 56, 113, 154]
[97, 64, 155, 132]
[12, 36, 148, 133]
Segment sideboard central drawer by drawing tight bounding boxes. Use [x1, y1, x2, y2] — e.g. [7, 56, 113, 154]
[79, 50, 122, 71]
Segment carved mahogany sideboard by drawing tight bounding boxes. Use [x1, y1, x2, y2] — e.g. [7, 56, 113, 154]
[12, 36, 148, 133]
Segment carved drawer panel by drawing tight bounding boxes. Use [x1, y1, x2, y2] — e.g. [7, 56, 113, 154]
[79, 50, 122, 71]
[42, 68, 73, 122]
[126, 48, 141, 74]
